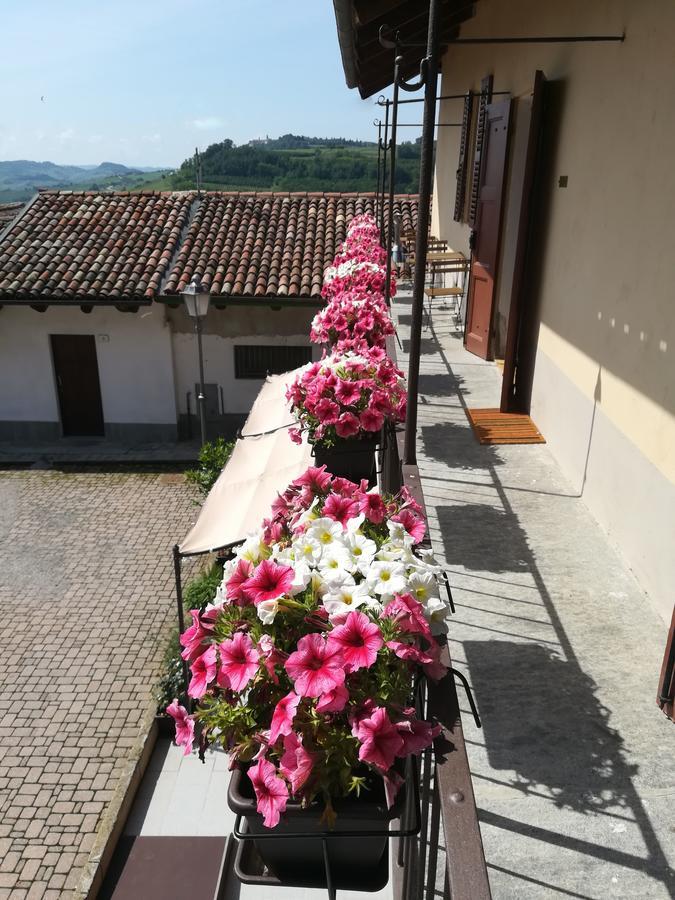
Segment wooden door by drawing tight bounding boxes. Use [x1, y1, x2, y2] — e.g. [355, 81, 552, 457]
[465, 98, 512, 359]
[501, 70, 547, 412]
[50, 334, 104, 436]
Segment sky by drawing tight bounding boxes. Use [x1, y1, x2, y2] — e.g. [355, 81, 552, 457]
[0, 0, 415, 168]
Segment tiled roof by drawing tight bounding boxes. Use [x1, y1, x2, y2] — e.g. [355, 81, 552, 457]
[0, 191, 194, 303]
[0, 202, 25, 229]
[162, 192, 418, 299]
[0, 190, 418, 304]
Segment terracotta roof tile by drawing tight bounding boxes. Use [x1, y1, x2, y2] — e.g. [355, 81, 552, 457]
[0, 190, 418, 304]
[163, 192, 418, 300]
[0, 191, 195, 303]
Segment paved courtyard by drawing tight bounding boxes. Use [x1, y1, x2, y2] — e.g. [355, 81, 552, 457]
[0, 467, 198, 899]
[393, 291, 675, 898]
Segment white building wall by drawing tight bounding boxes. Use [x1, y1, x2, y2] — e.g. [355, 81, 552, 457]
[0, 305, 177, 440]
[168, 305, 319, 418]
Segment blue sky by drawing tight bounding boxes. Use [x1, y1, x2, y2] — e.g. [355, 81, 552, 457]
[0, 0, 409, 168]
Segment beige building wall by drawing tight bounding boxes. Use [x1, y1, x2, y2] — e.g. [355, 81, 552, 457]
[431, 0, 675, 624]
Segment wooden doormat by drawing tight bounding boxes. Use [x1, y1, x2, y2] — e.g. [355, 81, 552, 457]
[465, 408, 546, 445]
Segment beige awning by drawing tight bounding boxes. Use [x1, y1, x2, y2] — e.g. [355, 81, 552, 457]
[179, 370, 311, 555]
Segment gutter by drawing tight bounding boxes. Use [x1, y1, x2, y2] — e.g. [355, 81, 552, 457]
[333, 0, 359, 89]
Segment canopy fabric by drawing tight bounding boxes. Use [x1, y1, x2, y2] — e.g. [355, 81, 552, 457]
[179, 369, 311, 555]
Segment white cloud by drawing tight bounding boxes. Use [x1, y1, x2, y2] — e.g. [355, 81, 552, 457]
[57, 128, 75, 144]
[192, 116, 224, 130]
[141, 133, 162, 144]
[88, 134, 103, 144]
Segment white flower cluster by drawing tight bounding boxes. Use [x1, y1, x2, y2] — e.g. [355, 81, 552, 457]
[323, 260, 384, 284]
[218, 514, 451, 632]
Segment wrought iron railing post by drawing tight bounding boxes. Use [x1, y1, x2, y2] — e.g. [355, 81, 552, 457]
[383, 55, 401, 305]
[403, 0, 441, 466]
[380, 99, 390, 238]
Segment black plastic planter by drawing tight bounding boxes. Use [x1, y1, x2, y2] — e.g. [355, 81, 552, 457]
[313, 433, 380, 485]
[228, 765, 404, 890]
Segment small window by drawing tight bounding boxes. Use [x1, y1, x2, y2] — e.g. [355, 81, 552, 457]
[234, 344, 312, 379]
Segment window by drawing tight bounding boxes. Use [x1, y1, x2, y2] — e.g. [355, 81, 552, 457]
[234, 344, 312, 379]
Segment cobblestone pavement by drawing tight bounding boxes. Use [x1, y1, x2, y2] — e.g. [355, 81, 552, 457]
[0, 469, 199, 899]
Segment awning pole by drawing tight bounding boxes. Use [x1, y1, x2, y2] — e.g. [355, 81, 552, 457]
[404, 0, 440, 466]
[172, 544, 190, 705]
[374, 119, 383, 223]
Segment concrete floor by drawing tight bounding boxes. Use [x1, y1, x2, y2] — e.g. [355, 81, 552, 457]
[393, 290, 675, 899]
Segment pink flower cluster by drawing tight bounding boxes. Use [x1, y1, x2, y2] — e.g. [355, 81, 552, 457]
[167, 465, 447, 828]
[311, 213, 396, 352]
[286, 349, 406, 445]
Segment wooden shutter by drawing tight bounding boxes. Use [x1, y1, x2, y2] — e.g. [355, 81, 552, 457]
[468, 74, 494, 227]
[657, 607, 675, 721]
[453, 92, 474, 222]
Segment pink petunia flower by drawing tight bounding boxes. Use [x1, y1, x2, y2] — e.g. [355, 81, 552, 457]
[269, 691, 301, 743]
[315, 397, 341, 425]
[335, 412, 360, 438]
[218, 632, 260, 692]
[226, 558, 254, 604]
[392, 509, 426, 543]
[248, 758, 289, 828]
[188, 645, 217, 699]
[385, 639, 432, 666]
[323, 492, 360, 527]
[244, 559, 295, 605]
[279, 731, 316, 795]
[355, 707, 404, 771]
[360, 408, 384, 432]
[395, 716, 442, 756]
[382, 593, 431, 637]
[180, 609, 211, 662]
[289, 427, 303, 445]
[421, 638, 448, 682]
[335, 379, 362, 405]
[328, 611, 383, 673]
[166, 700, 195, 756]
[285, 633, 345, 698]
[315, 682, 349, 713]
[358, 491, 387, 524]
[292, 465, 332, 494]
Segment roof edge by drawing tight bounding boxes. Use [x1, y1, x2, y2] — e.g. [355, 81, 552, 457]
[333, 0, 359, 90]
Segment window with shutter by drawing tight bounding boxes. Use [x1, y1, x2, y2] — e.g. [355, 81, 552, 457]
[468, 74, 494, 228]
[453, 92, 474, 223]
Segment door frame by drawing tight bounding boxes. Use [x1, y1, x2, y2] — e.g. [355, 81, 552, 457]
[50, 333, 105, 437]
[500, 70, 547, 412]
[464, 95, 513, 360]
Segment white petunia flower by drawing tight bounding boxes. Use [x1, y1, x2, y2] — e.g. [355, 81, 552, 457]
[288, 560, 313, 596]
[319, 544, 355, 581]
[322, 582, 374, 618]
[344, 531, 377, 574]
[345, 512, 366, 534]
[239, 532, 268, 565]
[366, 561, 407, 596]
[295, 496, 321, 528]
[292, 533, 323, 565]
[423, 596, 450, 634]
[257, 599, 279, 625]
[306, 517, 344, 550]
[415, 548, 443, 573]
[407, 571, 440, 604]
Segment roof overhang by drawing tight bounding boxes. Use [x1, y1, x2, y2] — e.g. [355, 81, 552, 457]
[332, 0, 477, 99]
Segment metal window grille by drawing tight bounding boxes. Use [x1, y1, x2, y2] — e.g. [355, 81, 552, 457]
[234, 345, 312, 379]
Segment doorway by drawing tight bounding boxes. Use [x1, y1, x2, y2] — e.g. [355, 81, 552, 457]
[465, 97, 512, 359]
[50, 334, 105, 436]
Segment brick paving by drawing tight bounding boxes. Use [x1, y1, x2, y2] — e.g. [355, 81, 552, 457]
[0, 469, 199, 899]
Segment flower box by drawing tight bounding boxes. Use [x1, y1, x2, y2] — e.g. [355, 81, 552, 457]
[228, 763, 404, 888]
[313, 433, 379, 484]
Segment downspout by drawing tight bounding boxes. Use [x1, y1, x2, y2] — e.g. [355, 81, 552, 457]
[403, 0, 441, 466]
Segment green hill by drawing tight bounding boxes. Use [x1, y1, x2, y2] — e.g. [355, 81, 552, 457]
[147, 134, 421, 194]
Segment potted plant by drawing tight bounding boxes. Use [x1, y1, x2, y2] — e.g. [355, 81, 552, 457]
[310, 290, 395, 351]
[285, 349, 407, 483]
[167, 465, 450, 886]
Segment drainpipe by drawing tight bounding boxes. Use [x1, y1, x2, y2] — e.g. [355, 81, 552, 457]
[403, 0, 440, 466]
